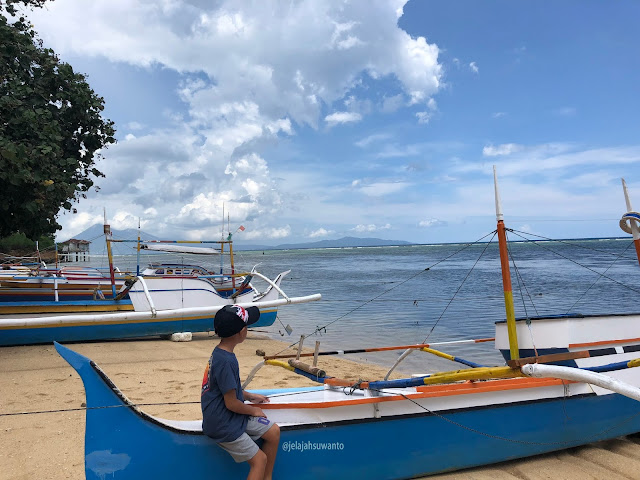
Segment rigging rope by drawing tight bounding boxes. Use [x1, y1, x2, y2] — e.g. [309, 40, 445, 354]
[270, 230, 500, 357]
[422, 231, 497, 344]
[507, 229, 640, 296]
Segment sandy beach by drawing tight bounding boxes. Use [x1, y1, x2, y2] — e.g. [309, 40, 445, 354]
[2, 333, 640, 480]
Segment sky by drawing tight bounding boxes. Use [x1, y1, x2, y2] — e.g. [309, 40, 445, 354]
[22, 0, 640, 245]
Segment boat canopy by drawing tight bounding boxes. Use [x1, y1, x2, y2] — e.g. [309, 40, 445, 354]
[140, 244, 220, 255]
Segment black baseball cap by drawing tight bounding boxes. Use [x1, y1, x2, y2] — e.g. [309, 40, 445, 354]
[214, 305, 260, 338]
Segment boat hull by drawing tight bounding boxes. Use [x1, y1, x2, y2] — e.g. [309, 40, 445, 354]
[0, 308, 276, 346]
[56, 343, 640, 480]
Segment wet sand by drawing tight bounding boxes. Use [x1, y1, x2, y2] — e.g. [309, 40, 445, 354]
[2, 333, 640, 479]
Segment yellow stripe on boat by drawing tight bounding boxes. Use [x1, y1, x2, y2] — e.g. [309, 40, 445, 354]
[0, 304, 135, 314]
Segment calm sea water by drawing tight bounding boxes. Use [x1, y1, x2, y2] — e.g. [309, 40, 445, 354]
[80, 237, 640, 374]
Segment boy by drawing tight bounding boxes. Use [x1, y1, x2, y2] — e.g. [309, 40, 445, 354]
[201, 304, 280, 480]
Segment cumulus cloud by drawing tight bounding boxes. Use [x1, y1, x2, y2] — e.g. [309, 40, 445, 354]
[244, 225, 291, 240]
[61, 212, 104, 239]
[325, 111, 363, 126]
[309, 228, 334, 238]
[26, 0, 444, 241]
[469, 61, 479, 73]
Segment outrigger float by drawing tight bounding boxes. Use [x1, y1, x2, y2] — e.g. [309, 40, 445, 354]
[56, 171, 640, 479]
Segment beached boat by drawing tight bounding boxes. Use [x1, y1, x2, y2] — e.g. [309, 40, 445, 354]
[54, 171, 640, 479]
[0, 227, 320, 345]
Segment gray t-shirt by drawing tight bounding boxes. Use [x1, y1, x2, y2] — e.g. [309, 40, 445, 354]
[201, 347, 248, 442]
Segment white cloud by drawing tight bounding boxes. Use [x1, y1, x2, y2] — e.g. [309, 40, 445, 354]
[27, 1, 446, 242]
[418, 218, 447, 227]
[325, 111, 362, 126]
[60, 212, 103, 240]
[492, 112, 506, 118]
[309, 228, 334, 238]
[111, 211, 142, 230]
[352, 223, 391, 232]
[469, 61, 479, 73]
[482, 143, 523, 157]
[244, 225, 291, 240]
[416, 111, 431, 124]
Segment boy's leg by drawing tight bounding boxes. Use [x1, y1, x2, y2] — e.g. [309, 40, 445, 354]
[260, 424, 280, 480]
[245, 417, 281, 480]
[247, 449, 267, 480]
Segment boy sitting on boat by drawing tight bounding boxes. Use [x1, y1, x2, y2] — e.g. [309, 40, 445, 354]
[201, 305, 281, 480]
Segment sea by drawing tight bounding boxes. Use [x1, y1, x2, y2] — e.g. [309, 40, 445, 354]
[78, 237, 640, 374]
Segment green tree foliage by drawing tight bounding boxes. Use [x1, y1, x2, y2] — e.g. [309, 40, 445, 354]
[0, 0, 116, 239]
[0, 232, 54, 251]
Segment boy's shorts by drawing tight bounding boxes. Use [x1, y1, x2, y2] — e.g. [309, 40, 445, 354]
[218, 416, 273, 463]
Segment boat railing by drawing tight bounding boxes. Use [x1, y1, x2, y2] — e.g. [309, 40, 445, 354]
[135, 276, 157, 316]
[249, 269, 290, 301]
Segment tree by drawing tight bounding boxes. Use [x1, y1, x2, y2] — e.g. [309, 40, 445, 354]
[0, 0, 115, 240]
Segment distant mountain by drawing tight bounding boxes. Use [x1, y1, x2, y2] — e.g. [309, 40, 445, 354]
[61, 223, 159, 255]
[65, 225, 410, 254]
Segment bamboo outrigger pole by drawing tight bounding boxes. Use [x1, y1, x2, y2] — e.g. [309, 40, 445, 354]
[621, 178, 640, 267]
[103, 209, 117, 299]
[494, 166, 519, 361]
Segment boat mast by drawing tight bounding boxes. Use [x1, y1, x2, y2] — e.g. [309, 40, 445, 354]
[103, 209, 117, 299]
[228, 213, 236, 291]
[493, 166, 520, 360]
[621, 178, 640, 267]
[136, 217, 141, 276]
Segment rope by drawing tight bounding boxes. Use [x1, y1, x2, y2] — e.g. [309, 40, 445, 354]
[422, 231, 497, 343]
[564, 240, 635, 314]
[508, 229, 636, 259]
[507, 229, 640, 296]
[270, 230, 500, 358]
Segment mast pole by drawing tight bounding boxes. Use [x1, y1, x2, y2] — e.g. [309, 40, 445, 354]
[621, 178, 640, 267]
[228, 213, 236, 290]
[136, 217, 141, 276]
[103, 209, 117, 299]
[494, 166, 519, 360]
[220, 203, 225, 275]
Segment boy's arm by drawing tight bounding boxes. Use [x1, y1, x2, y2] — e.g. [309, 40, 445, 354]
[223, 389, 266, 417]
[243, 391, 270, 404]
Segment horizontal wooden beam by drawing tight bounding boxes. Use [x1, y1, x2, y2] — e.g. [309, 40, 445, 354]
[507, 350, 589, 368]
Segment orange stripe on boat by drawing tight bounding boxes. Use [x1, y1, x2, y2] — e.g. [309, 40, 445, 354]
[569, 337, 640, 348]
[260, 377, 571, 410]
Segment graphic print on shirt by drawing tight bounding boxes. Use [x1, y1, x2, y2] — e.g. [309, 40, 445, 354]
[201, 358, 211, 395]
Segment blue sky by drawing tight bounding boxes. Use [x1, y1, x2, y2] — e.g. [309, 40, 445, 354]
[25, 0, 640, 244]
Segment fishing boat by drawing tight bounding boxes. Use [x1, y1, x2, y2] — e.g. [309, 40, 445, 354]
[54, 171, 640, 479]
[0, 222, 319, 346]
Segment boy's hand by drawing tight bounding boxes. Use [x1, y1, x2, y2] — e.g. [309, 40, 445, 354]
[246, 392, 270, 404]
[251, 407, 267, 418]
